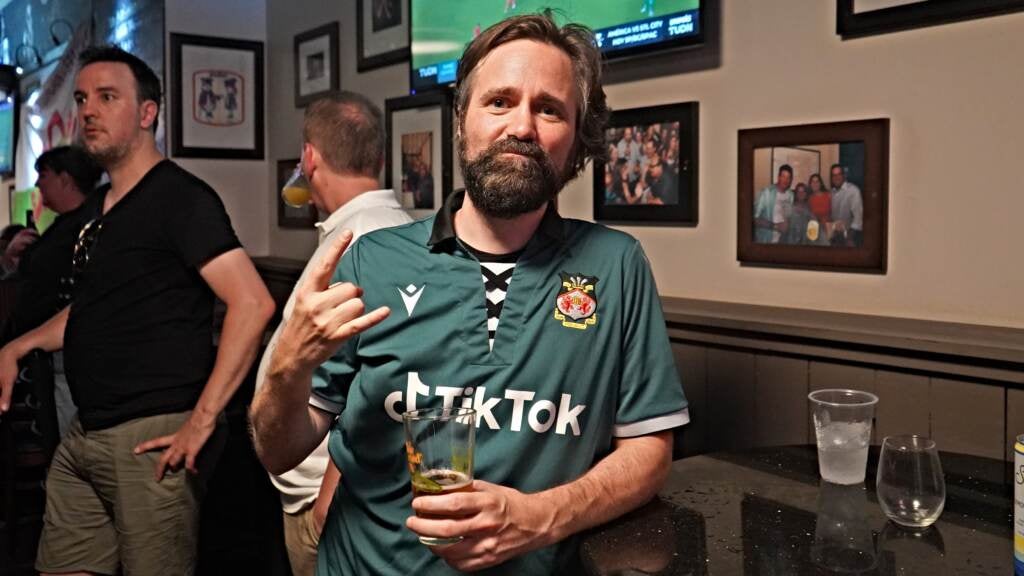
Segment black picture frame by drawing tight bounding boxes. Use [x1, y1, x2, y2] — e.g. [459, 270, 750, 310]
[737, 118, 890, 274]
[837, 0, 1024, 39]
[384, 91, 453, 216]
[294, 22, 339, 108]
[593, 102, 699, 226]
[357, 0, 410, 72]
[276, 158, 318, 229]
[170, 33, 264, 159]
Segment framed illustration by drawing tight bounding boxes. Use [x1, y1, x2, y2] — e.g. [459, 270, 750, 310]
[276, 158, 318, 229]
[737, 118, 889, 273]
[837, 0, 1024, 39]
[170, 33, 264, 159]
[384, 92, 452, 217]
[294, 22, 339, 108]
[593, 102, 699, 226]
[357, 0, 410, 72]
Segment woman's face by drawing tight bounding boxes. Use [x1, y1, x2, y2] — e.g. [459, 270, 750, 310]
[795, 183, 809, 202]
[809, 175, 822, 191]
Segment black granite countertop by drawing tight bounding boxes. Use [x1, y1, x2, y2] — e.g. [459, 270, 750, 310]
[580, 446, 1013, 575]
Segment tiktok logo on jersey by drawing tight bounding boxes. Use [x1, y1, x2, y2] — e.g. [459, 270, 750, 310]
[384, 372, 587, 437]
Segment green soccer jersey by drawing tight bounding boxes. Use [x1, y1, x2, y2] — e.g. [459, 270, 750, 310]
[311, 192, 688, 575]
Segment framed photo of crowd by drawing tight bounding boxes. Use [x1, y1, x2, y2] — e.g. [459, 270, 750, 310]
[384, 92, 452, 217]
[170, 33, 265, 159]
[837, 0, 1024, 39]
[737, 118, 890, 273]
[592, 102, 699, 226]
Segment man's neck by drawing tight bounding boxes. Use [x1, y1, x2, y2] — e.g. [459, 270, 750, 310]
[453, 193, 546, 255]
[318, 173, 382, 215]
[104, 141, 164, 211]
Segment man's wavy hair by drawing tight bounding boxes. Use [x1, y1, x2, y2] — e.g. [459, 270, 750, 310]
[454, 12, 610, 179]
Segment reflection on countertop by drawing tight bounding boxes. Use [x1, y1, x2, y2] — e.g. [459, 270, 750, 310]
[580, 445, 1011, 575]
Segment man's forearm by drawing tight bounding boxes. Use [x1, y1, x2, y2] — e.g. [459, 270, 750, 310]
[250, 352, 329, 475]
[537, 431, 673, 545]
[8, 306, 69, 355]
[191, 302, 270, 424]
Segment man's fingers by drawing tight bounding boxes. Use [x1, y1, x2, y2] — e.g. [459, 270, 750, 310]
[303, 230, 354, 293]
[185, 453, 198, 474]
[134, 435, 174, 454]
[330, 306, 390, 341]
[154, 451, 172, 482]
[0, 381, 11, 413]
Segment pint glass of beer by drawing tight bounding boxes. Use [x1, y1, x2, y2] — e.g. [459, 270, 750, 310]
[402, 407, 476, 546]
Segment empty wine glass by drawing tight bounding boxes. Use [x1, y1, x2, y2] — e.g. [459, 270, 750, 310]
[876, 435, 945, 528]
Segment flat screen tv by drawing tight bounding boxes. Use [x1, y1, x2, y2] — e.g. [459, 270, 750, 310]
[410, 0, 703, 93]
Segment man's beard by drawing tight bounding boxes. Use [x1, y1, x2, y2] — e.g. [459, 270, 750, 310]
[458, 136, 565, 219]
[82, 136, 132, 168]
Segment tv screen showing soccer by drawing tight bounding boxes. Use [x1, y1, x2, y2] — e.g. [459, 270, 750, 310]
[410, 0, 702, 92]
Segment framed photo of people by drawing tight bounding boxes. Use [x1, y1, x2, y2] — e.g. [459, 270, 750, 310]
[357, 0, 411, 71]
[294, 22, 339, 108]
[276, 158, 317, 229]
[384, 92, 452, 218]
[170, 33, 265, 159]
[737, 118, 890, 273]
[592, 102, 699, 226]
[837, 0, 1024, 39]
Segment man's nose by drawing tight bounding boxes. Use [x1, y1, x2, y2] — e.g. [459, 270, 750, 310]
[504, 103, 537, 142]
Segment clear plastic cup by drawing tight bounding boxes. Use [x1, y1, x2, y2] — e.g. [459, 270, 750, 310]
[808, 389, 878, 485]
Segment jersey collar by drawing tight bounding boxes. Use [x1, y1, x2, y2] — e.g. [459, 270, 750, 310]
[427, 189, 564, 252]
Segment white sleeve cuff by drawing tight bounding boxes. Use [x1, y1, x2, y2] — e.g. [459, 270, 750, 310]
[309, 392, 343, 415]
[613, 408, 690, 438]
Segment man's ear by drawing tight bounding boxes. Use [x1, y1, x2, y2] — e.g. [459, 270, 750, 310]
[139, 100, 159, 131]
[302, 142, 317, 178]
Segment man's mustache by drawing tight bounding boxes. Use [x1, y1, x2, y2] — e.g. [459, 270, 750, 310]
[482, 138, 549, 163]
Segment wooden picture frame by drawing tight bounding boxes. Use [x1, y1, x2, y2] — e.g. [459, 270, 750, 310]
[170, 33, 264, 159]
[294, 22, 339, 108]
[737, 118, 889, 273]
[593, 102, 699, 226]
[357, 0, 410, 72]
[837, 0, 1024, 39]
[276, 158, 317, 229]
[384, 91, 453, 218]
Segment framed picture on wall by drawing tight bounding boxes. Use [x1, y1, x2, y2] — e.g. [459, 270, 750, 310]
[276, 158, 318, 229]
[170, 33, 265, 159]
[357, 0, 411, 71]
[592, 102, 699, 226]
[384, 92, 453, 218]
[737, 118, 890, 273]
[294, 22, 339, 108]
[837, 0, 1024, 39]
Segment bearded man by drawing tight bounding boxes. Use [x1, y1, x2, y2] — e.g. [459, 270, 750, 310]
[251, 12, 689, 575]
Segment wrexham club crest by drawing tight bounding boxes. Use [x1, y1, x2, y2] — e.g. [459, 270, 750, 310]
[554, 272, 598, 330]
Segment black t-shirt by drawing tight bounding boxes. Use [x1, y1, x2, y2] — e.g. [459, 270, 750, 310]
[7, 205, 90, 339]
[64, 160, 241, 430]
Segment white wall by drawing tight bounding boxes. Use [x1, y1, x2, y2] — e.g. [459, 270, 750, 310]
[260, 0, 1024, 329]
[165, 0, 270, 256]
[555, 0, 1024, 329]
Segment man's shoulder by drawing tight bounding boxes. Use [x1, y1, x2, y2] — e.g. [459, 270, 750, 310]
[147, 160, 219, 199]
[349, 214, 431, 254]
[561, 217, 639, 254]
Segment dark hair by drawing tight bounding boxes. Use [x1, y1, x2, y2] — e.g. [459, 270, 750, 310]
[79, 45, 162, 133]
[454, 11, 609, 179]
[808, 173, 826, 192]
[830, 163, 844, 174]
[0, 224, 25, 244]
[778, 164, 793, 177]
[303, 91, 385, 178]
[35, 146, 103, 195]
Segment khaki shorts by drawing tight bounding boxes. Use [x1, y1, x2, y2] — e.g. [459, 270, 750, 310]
[282, 504, 320, 576]
[35, 411, 226, 576]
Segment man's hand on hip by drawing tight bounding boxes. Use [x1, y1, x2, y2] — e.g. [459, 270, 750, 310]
[134, 410, 217, 481]
[406, 480, 557, 572]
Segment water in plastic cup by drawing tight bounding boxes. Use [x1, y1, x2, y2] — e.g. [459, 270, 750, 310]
[809, 389, 878, 485]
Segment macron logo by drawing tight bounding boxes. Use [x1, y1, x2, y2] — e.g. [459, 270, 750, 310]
[399, 284, 425, 316]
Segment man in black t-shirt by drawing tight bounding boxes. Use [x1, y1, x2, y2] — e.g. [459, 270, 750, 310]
[0, 46, 275, 576]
